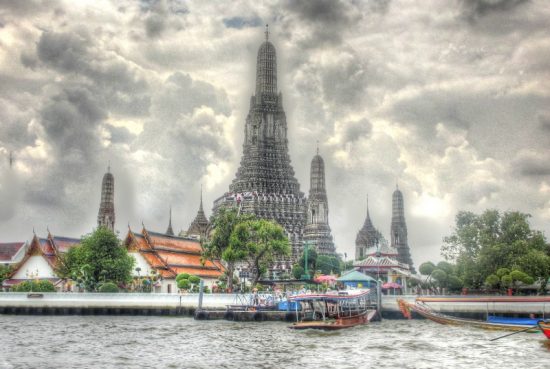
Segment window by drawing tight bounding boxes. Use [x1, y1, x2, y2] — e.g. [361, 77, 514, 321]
[167, 284, 172, 294]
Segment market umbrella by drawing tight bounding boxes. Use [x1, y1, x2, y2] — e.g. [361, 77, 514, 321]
[382, 282, 402, 289]
[314, 275, 337, 283]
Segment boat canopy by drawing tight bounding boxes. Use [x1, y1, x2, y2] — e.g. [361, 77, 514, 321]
[337, 270, 377, 283]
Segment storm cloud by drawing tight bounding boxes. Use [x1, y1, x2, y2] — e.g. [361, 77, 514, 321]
[0, 0, 549, 267]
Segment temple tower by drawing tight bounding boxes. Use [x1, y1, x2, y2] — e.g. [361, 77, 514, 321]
[166, 207, 174, 236]
[97, 165, 115, 231]
[213, 26, 307, 266]
[355, 197, 382, 260]
[186, 188, 210, 239]
[390, 185, 415, 272]
[303, 148, 335, 255]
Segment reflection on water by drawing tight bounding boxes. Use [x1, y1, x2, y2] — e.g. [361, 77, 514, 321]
[0, 315, 549, 369]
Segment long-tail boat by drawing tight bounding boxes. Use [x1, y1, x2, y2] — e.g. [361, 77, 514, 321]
[538, 320, 550, 338]
[289, 290, 377, 330]
[397, 299, 539, 332]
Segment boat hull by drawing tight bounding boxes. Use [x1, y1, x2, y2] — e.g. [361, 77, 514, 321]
[289, 310, 376, 330]
[538, 321, 550, 339]
[398, 299, 537, 332]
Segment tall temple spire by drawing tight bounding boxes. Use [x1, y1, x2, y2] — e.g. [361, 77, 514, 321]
[391, 186, 415, 272]
[97, 165, 115, 232]
[255, 27, 277, 97]
[355, 195, 382, 260]
[166, 206, 174, 236]
[304, 150, 335, 255]
[214, 27, 307, 267]
[186, 188, 209, 239]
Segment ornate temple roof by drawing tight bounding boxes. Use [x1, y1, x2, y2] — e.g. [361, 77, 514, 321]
[355, 197, 382, 248]
[187, 189, 209, 238]
[0, 242, 26, 262]
[124, 228, 224, 279]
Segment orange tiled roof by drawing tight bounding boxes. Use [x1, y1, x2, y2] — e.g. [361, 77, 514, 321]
[148, 231, 203, 254]
[123, 228, 224, 280]
[171, 266, 223, 278]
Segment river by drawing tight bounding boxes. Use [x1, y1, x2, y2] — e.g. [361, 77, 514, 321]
[0, 315, 549, 369]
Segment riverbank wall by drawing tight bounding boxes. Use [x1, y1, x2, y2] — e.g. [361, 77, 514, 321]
[1, 293, 550, 320]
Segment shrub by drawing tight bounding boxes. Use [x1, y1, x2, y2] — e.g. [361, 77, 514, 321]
[36, 280, 55, 292]
[13, 280, 55, 292]
[99, 282, 119, 293]
[485, 274, 500, 288]
[188, 275, 201, 284]
[177, 279, 190, 290]
[176, 273, 190, 282]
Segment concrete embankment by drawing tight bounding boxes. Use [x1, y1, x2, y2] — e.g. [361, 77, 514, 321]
[2, 293, 549, 320]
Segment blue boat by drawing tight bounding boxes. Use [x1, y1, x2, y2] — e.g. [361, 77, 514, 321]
[487, 316, 539, 326]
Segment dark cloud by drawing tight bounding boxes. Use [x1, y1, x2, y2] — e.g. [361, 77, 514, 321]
[107, 125, 136, 144]
[539, 112, 550, 131]
[223, 16, 263, 29]
[152, 72, 230, 121]
[281, 0, 363, 46]
[145, 14, 166, 38]
[459, 0, 530, 22]
[342, 118, 372, 143]
[513, 151, 550, 177]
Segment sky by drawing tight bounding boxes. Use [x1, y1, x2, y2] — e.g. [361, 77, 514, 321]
[0, 0, 549, 267]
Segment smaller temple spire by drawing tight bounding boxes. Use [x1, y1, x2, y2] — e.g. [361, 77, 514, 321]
[265, 24, 269, 41]
[166, 206, 174, 236]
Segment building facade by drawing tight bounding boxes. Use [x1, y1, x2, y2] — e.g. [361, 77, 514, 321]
[213, 29, 307, 268]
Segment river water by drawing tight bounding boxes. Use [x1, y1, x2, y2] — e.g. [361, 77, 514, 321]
[0, 315, 549, 369]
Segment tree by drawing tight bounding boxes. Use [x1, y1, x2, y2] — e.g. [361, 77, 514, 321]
[485, 274, 500, 289]
[442, 209, 550, 289]
[59, 227, 135, 291]
[202, 208, 254, 290]
[0, 265, 11, 287]
[228, 219, 290, 285]
[292, 264, 304, 280]
[316, 255, 341, 275]
[431, 269, 447, 288]
[419, 262, 436, 276]
[99, 282, 119, 293]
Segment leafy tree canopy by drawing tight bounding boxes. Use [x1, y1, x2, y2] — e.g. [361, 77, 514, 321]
[442, 210, 550, 290]
[58, 227, 135, 291]
[228, 219, 290, 285]
[419, 262, 436, 276]
[202, 208, 254, 290]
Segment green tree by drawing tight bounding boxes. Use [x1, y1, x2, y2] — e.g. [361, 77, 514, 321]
[485, 274, 500, 289]
[316, 255, 341, 275]
[228, 219, 290, 285]
[292, 264, 304, 280]
[419, 262, 436, 276]
[60, 227, 134, 291]
[176, 273, 190, 282]
[297, 248, 318, 278]
[177, 279, 190, 290]
[430, 269, 447, 287]
[99, 282, 119, 293]
[0, 265, 11, 287]
[202, 208, 254, 290]
[442, 210, 550, 289]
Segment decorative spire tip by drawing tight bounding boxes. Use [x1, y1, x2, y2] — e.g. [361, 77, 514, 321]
[265, 24, 269, 41]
